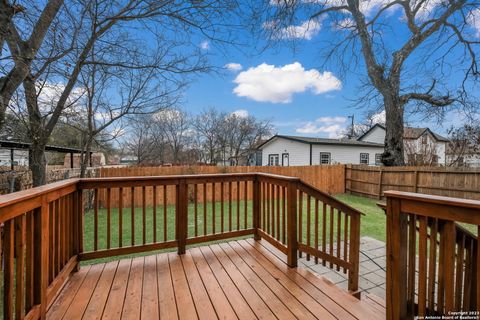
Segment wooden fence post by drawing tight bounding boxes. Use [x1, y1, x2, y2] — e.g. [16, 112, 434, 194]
[253, 176, 261, 240]
[386, 197, 408, 320]
[176, 179, 188, 255]
[413, 171, 419, 193]
[377, 169, 383, 200]
[287, 181, 298, 268]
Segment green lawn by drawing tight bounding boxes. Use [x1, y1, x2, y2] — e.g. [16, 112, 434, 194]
[82, 193, 386, 264]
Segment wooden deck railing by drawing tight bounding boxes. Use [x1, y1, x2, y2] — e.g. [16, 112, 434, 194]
[384, 191, 480, 319]
[0, 173, 362, 320]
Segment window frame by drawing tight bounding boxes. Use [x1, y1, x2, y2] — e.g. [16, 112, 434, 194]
[375, 153, 382, 166]
[360, 153, 369, 165]
[268, 154, 279, 166]
[320, 152, 331, 165]
[281, 153, 289, 166]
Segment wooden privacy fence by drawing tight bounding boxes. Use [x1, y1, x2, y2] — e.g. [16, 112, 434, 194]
[97, 165, 345, 208]
[346, 165, 480, 200]
[0, 172, 361, 319]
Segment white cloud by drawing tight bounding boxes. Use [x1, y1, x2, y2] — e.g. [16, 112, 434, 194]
[468, 8, 480, 37]
[295, 116, 347, 138]
[369, 110, 386, 125]
[200, 40, 210, 50]
[231, 109, 249, 118]
[233, 62, 341, 103]
[224, 63, 243, 72]
[272, 19, 322, 40]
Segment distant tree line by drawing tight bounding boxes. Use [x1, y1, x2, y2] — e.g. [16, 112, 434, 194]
[124, 107, 273, 166]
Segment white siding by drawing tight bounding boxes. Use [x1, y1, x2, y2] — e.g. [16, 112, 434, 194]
[312, 144, 384, 165]
[261, 138, 311, 166]
[261, 137, 384, 166]
[359, 126, 385, 144]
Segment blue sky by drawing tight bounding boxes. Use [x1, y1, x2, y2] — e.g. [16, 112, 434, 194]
[181, 2, 480, 138]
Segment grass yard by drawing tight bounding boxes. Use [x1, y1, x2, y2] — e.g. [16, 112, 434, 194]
[82, 193, 387, 264]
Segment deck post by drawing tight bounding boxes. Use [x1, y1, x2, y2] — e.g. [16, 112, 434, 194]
[74, 189, 84, 271]
[286, 181, 298, 268]
[386, 197, 408, 320]
[176, 178, 188, 255]
[348, 213, 360, 295]
[253, 176, 261, 240]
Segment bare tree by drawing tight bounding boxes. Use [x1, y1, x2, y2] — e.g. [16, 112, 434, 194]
[0, 0, 64, 129]
[259, 1, 480, 165]
[124, 116, 157, 165]
[404, 136, 439, 166]
[446, 124, 480, 166]
[12, 0, 235, 186]
[192, 108, 225, 164]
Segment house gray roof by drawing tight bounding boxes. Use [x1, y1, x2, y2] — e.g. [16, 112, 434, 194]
[257, 135, 384, 149]
[357, 124, 449, 142]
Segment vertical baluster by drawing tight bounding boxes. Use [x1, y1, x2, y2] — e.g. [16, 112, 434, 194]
[131, 187, 135, 246]
[463, 238, 473, 310]
[477, 226, 480, 310]
[49, 201, 55, 282]
[306, 195, 311, 261]
[262, 182, 266, 231]
[275, 184, 280, 239]
[343, 213, 348, 273]
[119, 187, 123, 247]
[203, 183, 207, 236]
[4, 219, 14, 320]
[454, 233, 465, 311]
[322, 203, 327, 266]
[194, 184, 198, 237]
[418, 216, 428, 316]
[245, 181, 249, 230]
[107, 188, 111, 249]
[142, 186, 146, 245]
[221, 182, 224, 233]
[237, 181, 240, 231]
[437, 222, 446, 313]
[229, 181, 233, 232]
[163, 186, 167, 242]
[15, 215, 26, 320]
[287, 181, 298, 268]
[314, 199, 319, 264]
[282, 186, 286, 244]
[407, 214, 416, 314]
[428, 218, 438, 312]
[55, 200, 60, 274]
[298, 190, 303, 258]
[443, 221, 456, 313]
[212, 182, 216, 234]
[329, 206, 334, 268]
[153, 186, 157, 243]
[336, 210, 341, 271]
[25, 213, 34, 311]
[271, 184, 275, 238]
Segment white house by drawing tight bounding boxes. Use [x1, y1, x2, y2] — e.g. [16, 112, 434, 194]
[358, 124, 448, 165]
[257, 135, 385, 166]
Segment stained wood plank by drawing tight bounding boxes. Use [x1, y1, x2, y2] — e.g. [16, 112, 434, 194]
[46, 265, 91, 320]
[62, 263, 105, 319]
[83, 260, 119, 320]
[102, 259, 132, 320]
[156, 253, 179, 320]
[141, 255, 159, 320]
[193, 247, 259, 320]
[121, 257, 144, 319]
[212, 243, 296, 320]
[168, 253, 198, 319]
[180, 251, 218, 319]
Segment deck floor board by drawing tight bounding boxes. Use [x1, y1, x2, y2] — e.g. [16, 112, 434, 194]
[47, 240, 385, 319]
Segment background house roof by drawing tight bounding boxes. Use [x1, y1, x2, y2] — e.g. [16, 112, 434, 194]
[357, 124, 449, 142]
[258, 135, 384, 149]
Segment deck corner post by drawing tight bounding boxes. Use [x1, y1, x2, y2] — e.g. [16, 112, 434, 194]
[176, 178, 188, 255]
[253, 176, 261, 240]
[287, 181, 298, 268]
[348, 212, 361, 295]
[386, 196, 408, 320]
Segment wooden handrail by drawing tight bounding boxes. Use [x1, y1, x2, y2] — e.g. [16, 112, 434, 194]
[0, 172, 364, 319]
[384, 190, 480, 319]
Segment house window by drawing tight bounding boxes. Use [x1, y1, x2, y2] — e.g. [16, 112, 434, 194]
[320, 152, 331, 165]
[268, 154, 279, 166]
[375, 153, 382, 166]
[360, 153, 369, 165]
[282, 153, 289, 166]
[421, 135, 427, 145]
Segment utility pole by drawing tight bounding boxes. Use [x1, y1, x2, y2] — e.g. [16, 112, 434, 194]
[347, 114, 355, 139]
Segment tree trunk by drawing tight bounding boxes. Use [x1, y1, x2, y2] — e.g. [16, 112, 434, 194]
[29, 141, 47, 187]
[382, 95, 405, 166]
[80, 136, 93, 178]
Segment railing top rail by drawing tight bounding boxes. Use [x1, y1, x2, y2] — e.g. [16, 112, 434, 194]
[0, 178, 79, 209]
[384, 190, 480, 210]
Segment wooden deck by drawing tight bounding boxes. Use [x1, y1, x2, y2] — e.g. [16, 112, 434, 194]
[47, 239, 385, 320]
